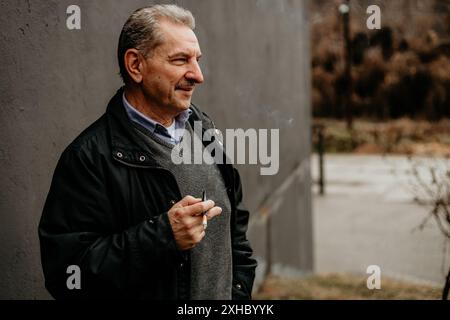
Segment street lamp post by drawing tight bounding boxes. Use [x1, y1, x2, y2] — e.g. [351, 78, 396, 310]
[339, 1, 353, 131]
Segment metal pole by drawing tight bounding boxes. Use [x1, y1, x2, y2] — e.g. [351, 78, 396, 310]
[318, 126, 325, 196]
[265, 215, 272, 277]
[339, 1, 353, 131]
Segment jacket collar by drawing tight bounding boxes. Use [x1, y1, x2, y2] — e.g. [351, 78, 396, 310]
[105, 87, 215, 168]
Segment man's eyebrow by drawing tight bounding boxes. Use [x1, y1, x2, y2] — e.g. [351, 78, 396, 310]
[168, 51, 202, 59]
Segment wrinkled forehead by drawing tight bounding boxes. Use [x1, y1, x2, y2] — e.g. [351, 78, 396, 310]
[157, 20, 201, 56]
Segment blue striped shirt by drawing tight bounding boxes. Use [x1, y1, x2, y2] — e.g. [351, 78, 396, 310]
[122, 93, 192, 145]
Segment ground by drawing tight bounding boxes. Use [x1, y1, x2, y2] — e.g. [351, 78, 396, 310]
[254, 273, 442, 300]
[311, 154, 449, 285]
[254, 154, 449, 300]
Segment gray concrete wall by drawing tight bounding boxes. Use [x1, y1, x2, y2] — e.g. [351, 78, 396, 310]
[0, 0, 312, 299]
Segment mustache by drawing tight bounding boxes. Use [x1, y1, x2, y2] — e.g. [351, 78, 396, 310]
[175, 81, 196, 89]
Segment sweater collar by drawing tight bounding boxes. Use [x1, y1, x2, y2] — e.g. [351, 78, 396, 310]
[122, 92, 192, 145]
[105, 87, 212, 168]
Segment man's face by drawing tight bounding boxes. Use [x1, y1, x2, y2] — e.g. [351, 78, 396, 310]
[140, 20, 204, 114]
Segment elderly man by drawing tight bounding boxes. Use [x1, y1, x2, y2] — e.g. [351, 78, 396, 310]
[39, 4, 257, 300]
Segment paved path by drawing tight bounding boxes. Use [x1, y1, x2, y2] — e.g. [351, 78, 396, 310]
[311, 154, 450, 286]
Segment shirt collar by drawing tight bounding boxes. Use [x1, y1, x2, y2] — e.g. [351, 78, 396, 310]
[122, 93, 192, 141]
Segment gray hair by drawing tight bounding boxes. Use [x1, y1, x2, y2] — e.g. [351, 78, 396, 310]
[117, 4, 196, 82]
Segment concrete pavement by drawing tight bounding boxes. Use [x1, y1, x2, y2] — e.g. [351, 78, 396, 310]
[311, 154, 450, 286]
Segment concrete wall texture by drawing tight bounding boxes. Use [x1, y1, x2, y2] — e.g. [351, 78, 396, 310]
[0, 0, 312, 299]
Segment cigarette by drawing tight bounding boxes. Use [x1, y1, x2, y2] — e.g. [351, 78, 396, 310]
[202, 214, 208, 230]
[202, 190, 208, 230]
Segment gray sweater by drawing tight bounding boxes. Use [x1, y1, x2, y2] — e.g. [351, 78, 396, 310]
[133, 121, 232, 300]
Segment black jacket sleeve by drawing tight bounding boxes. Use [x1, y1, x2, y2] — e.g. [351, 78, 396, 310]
[231, 167, 258, 300]
[38, 145, 179, 299]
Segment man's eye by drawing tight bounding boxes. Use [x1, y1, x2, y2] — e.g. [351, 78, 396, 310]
[173, 58, 187, 64]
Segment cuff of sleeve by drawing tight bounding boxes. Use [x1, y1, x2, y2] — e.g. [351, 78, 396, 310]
[151, 212, 188, 262]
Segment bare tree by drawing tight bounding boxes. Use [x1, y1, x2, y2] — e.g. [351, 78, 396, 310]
[406, 157, 450, 300]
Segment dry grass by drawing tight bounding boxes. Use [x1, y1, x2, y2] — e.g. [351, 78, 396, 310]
[313, 118, 450, 155]
[254, 273, 442, 300]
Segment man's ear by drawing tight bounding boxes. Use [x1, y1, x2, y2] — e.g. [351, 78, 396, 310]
[124, 48, 143, 83]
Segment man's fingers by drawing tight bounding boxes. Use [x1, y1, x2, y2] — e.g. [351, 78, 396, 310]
[206, 206, 222, 220]
[173, 195, 202, 208]
[191, 224, 206, 237]
[182, 200, 215, 216]
[183, 207, 221, 226]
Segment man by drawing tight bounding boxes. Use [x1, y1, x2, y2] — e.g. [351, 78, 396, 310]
[38, 4, 257, 300]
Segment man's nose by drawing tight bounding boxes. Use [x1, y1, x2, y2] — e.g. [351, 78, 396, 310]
[186, 60, 204, 84]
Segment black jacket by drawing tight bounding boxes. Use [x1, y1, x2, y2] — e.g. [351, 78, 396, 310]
[38, 88, 257, 300]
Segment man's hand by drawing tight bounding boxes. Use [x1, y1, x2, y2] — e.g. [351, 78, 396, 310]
[168, 195, 222, 251]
